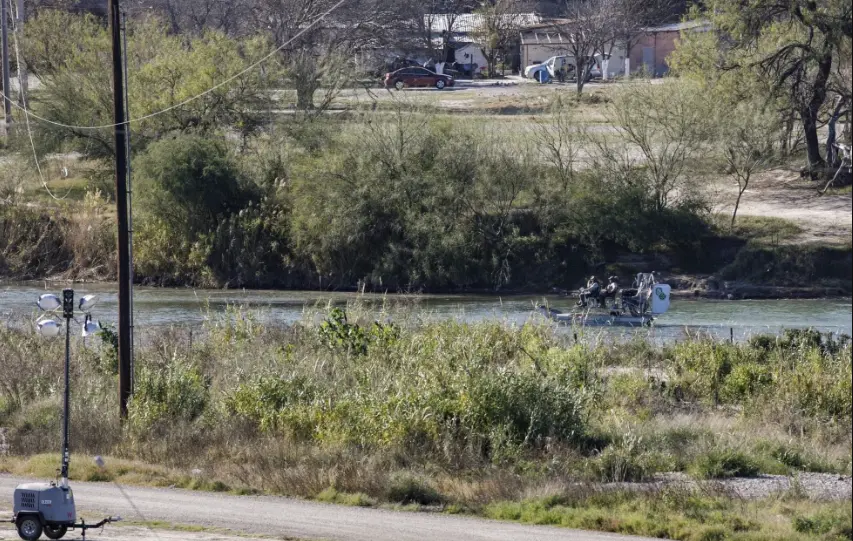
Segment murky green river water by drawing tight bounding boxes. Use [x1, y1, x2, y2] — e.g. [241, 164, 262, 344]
[2, 283, 851, 342]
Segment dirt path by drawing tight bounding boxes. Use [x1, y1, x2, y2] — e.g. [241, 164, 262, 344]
[711, 168, 852, 245]
[0, 475, 656, 541]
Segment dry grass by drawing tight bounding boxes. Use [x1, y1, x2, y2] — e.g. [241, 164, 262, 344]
[1, 310, 850, 539]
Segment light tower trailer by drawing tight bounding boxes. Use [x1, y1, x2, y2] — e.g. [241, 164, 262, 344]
[12, 483, 116, 540]
[9, 289, 119, 541]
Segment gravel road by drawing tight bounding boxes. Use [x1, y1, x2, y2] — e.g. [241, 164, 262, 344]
[2, 472, 849, 540]
[0, 475, 655, 541]
[0, 525, 254, 541]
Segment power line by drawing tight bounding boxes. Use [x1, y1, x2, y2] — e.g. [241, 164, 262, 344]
[0, 0, 348, 131]
[9, 0, 70, 201]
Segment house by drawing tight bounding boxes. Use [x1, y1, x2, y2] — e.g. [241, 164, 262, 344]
[628, 20, 710, 77]
[424, 13, 542, 72]
[520, 19, 710, 78]
[519, 26, 626, 79]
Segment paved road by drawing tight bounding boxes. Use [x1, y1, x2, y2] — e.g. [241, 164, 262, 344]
[0, 475, 655, 541]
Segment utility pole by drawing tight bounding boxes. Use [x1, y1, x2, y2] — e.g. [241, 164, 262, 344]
[109, 0, 132, 419]
[14, 0, 26, 105]
[1, 0, 12, 131]
[121, 9, 135, 394]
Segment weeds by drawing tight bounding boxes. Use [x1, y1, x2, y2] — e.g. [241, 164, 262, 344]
[0, 309, 850, 537]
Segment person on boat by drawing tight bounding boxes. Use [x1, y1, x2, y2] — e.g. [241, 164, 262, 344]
[578, 276, 601, 307]
[602, 276, 619, 306]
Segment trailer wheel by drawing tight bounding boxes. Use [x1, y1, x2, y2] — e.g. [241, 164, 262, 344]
[16, 515, 43, 541]
[44, 525, 68, 540]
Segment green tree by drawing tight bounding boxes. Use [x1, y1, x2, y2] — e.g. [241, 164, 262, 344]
[133, 135, 264, 285]
[23, 12, 278, 163]
[671, 0, 852, 175]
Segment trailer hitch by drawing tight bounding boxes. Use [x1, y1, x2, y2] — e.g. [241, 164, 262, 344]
[73, 516, 122, 539]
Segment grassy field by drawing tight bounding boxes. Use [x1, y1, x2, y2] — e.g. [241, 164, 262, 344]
[1, 304, 850, 540]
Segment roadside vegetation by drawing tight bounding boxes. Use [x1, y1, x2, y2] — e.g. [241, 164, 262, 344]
[1, 306, 850, 539]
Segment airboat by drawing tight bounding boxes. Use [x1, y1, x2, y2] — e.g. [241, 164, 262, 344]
[537, 273, 671, 327]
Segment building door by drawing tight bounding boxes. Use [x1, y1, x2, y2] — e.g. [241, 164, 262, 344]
[642, 47, 655, 75]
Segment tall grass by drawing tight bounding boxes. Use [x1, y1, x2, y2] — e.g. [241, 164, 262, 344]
[1, 307, 850, 509]
[0, 196, 116, 280]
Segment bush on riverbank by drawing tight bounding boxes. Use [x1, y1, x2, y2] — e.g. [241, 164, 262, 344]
[116, 117, 714, 290]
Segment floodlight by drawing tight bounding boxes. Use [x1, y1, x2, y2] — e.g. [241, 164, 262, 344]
[78, 295, 98, 313]
[37, 294, 62, 312]
[37, 318, 61, 337]
[82, 319, 101, 337]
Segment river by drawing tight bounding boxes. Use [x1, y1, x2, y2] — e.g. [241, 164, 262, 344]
[2, 283, 851, 343]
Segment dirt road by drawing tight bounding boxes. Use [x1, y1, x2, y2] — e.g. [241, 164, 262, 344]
[712, 168, 853, 245]
[0, 475, 654, 541]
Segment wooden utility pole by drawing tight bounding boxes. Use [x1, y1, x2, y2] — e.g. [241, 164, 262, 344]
[14, 0, 26, 105]
[1, 0, 12, 130]
[108, 0, 132, 419]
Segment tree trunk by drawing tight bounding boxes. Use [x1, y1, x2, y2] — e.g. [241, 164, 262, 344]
[780, 110, 795, 155]
[801, 110, 825, 173]
[731, 176, 748, 228]
[801, 47, 833, 175]
[826, 98, 845, 167]
[296, 86, 316, 110]
[575, 59, 585, 95]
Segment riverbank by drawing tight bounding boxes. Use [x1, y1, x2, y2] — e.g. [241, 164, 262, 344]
[1, 314, 850, 540]
[3, 209, 850, 300]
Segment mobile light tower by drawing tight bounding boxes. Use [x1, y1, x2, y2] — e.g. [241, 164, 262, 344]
[9, 289, 119, 541]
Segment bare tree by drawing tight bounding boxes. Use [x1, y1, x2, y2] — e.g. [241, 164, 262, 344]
[556, 0, 611, 94]
[715, 102, 781, 227]
[474, 0, 523, 76]
[406, 0, 478, 61]
[591, 80, 712, 213]
[251, 0, 397, 110]
[126, 0, 253, 36]
[556, 0, 675, 88]
[533, 99, 581, 191]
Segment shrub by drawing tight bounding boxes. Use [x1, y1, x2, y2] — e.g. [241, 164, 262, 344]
[0, 206, 71, 279]
[690, 449, 761, 479]
[386, 473, 443, 505]
[134, 135, 272, 286]
[793, 507, 853, 538]
[129, 358, 209, 431]
[466, 371, 587, 454]
[227, 375, 316, 434]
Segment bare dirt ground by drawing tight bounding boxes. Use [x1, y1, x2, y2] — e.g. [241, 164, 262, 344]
[711, 167, 853, 245]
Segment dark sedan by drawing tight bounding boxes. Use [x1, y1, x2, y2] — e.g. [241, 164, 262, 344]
[384, 67, 454, 90]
